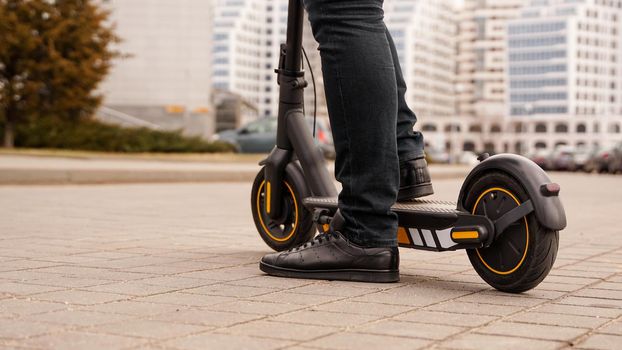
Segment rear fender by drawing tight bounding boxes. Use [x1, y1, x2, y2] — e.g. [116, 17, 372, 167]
[458, 154, 567, 231]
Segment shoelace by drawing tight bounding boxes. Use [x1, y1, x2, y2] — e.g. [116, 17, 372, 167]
[289, 231, 339, 252]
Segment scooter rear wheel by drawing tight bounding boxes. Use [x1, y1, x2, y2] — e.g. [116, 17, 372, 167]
[251, 166, 316, 251]
[464, 172, 559, 293]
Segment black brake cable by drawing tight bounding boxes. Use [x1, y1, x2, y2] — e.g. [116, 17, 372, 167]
[301, 46, 317, 138]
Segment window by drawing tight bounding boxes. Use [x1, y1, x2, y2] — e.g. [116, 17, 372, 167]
[535, 123, 548, 133]
[555, 123, 569, 133]
[509, 65, 566, 75]
[509, 50, 566, 62]
[469, 124, 483, 133]
[422, 124, 438, 132]
[510, 79, 567, 89]
[535, 141, 547, 149]
[576, 123, 587, 133]
[444, 124, 461, 132]
[509, 36, 565, 48]
[510, 92, 567, 102]
[508, 21, 566, 35]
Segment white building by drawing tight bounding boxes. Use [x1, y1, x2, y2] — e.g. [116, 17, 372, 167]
[212, 0, 268, 117]
[98, 0, 215, 138]
[212, 0, 326, 122]
[457, 0, 524, 119]
[505, 0, 622, 153]
[384, 0, 458, 120]
[416, 0, 528, 156]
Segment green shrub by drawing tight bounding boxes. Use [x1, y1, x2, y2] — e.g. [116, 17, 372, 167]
[0, 117, 234, 153]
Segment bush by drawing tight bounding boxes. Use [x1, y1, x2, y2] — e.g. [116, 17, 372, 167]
[0, 117, 234, 153]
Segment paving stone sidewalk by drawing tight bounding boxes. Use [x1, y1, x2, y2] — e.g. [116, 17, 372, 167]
[0, 173, 621, 349]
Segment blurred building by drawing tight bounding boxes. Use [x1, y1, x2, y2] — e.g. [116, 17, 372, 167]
[212, 0, 267, 117]
[97, 0, 215, 138]
[413, 0, 622, 156]
[457, 0, 523, 119]
[377, 0, 459, 157]
[447, 0, 525, 156]
[384, 0, 457, 120]
[212, 89, 259, 132]
[212, 0, 327, 122]
[506, 0, 622, 153]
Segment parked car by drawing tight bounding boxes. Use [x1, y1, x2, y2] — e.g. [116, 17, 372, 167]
[547, 145, 575, 171]
[568, 145, 598, 172]
[584, 145, 614, 173]
[606, 142, 622, 174]
[527, 148, 550, 169]
[215, 117, 335, 159]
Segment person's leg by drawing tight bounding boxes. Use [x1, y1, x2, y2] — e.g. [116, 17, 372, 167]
[384, 27, 434, 200]
[259, 0, 401, 283]
[384, 27, 425, 161]
[304, 0, 399, 247]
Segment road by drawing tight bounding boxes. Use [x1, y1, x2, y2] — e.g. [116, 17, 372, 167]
[0, 172, 621, 349]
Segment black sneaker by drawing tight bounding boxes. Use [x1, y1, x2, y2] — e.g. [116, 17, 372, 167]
[259, 231, 399, 283]
[398, 157, 434, 201]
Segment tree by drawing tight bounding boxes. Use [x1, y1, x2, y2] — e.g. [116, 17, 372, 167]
[0, 0, 119, 148]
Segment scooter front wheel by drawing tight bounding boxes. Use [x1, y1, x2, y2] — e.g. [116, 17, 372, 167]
[464, 171, 559, 293]
[251, 166, 316, 251]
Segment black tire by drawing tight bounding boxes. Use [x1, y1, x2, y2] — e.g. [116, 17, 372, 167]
[464, 172, 559, 293]
[251, 165, 316, 251]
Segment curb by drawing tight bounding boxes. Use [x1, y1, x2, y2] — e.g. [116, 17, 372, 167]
[0, 169, 257, 185]
[0, 167, 469, 185]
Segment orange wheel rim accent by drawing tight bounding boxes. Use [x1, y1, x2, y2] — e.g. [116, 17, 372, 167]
[256, 180, 298, 242]
[472, 187, 529, 275]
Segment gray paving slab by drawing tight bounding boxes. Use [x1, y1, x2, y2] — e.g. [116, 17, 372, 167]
[0, 173, 621, 349]
[575, 333, 622, 350]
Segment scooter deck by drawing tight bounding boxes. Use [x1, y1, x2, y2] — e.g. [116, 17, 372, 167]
[304, 196, 490, 251]
[304, 196, 465, 232]
[304, 197, 459, 217]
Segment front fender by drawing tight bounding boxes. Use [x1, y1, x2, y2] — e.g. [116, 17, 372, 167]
[458, 154, 567, 231]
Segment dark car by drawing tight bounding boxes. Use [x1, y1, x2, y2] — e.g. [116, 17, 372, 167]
[584, 145, 615, 173]
[605, 142, 622, 174]
[215, 117, 335, 159]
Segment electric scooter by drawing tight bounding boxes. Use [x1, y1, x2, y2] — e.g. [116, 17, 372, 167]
[251, 0, 567, 293]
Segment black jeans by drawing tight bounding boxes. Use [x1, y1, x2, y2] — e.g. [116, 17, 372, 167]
[304, 0, 424, 247]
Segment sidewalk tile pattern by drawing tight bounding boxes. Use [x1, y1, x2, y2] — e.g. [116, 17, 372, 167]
[0, 175, 621, 349]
